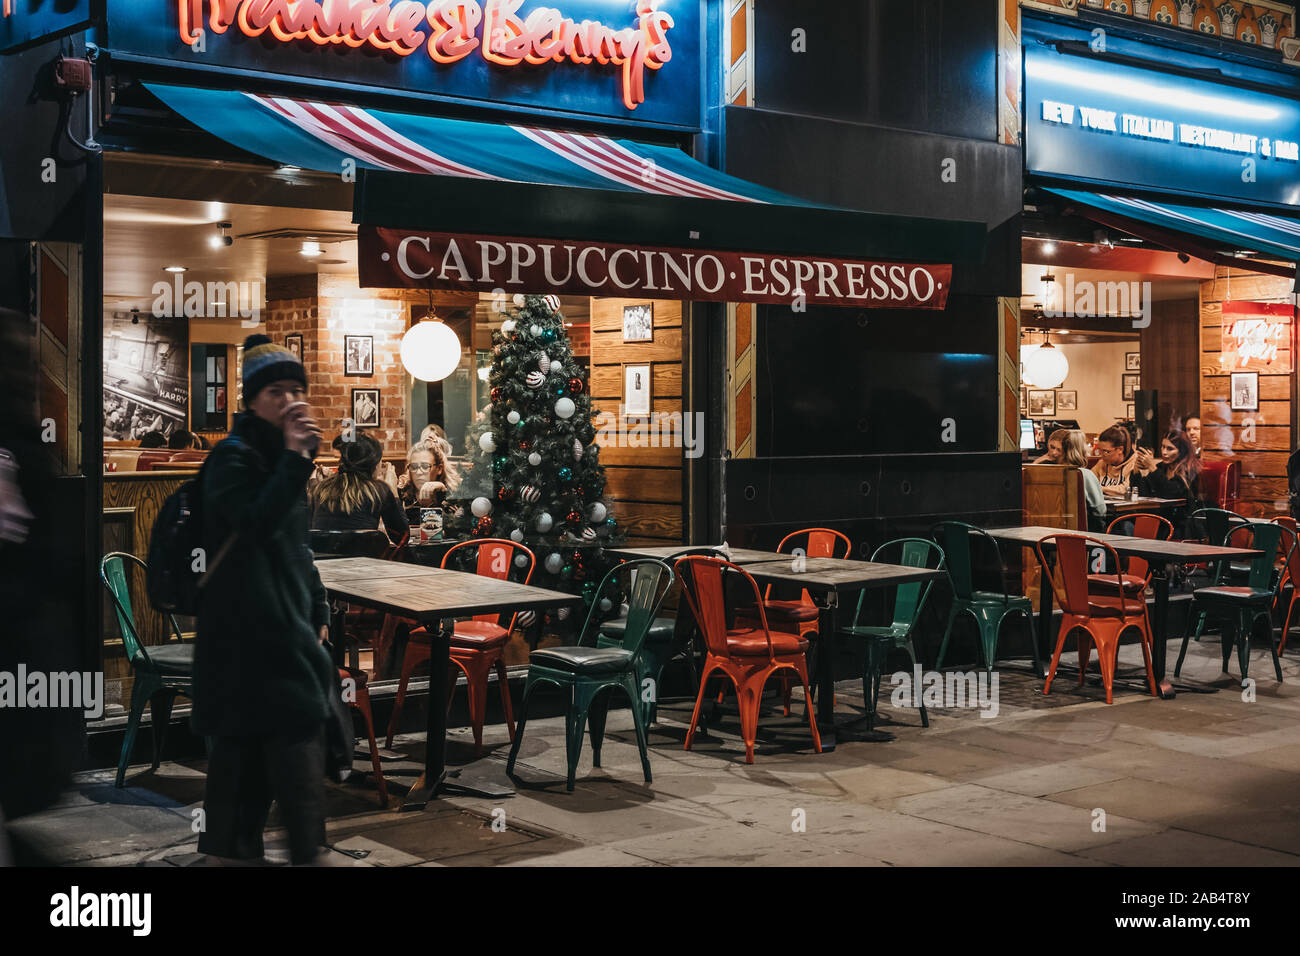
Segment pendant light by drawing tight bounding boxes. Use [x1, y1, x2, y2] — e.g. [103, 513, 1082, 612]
[400, 297, 462, 382]
[1024, 329, 1070, 390]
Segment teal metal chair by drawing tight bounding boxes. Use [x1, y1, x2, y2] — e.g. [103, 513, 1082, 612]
[594, 547, 727, 724]
[1175, 520, 1292, 683]
[506, 559, 674, 792]
[840, 538, 945, 729]
[931, 521, 1041, 676]
[100, 553, 196, 788]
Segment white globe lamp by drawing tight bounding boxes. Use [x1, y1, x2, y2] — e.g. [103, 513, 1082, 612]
[1024, 333, 1069, 390]
[401, 318, 462, 382]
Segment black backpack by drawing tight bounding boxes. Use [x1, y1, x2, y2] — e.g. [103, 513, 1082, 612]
[145, 442, 240, 615]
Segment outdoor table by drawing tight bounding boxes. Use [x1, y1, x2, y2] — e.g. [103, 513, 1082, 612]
[982, 527, 1260, 697]
[738, 556, 946, 747]
[606, 544, 788, 565]
[315, 557, 581, 809]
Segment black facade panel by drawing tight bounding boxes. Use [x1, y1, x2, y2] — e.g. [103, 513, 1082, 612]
[752, 0, 998, 141]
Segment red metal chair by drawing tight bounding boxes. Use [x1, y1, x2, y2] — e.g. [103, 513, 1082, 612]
[1094, 514, 1173, 643]
[675, 555, 821, 764]
[386, 538, 532, 756]
[340, 667, 387, 806]
[1035, 533, 1157, 704]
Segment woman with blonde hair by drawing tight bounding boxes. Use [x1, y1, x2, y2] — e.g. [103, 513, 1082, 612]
[1054, 428, 1106, 531]
[418, 424, 461, 493]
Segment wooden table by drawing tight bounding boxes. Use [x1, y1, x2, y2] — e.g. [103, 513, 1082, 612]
[983, 527, 1260, 697]
[606, 544, 787, 565]
[1104, 496, 1185, 517]
[315, 557, 581, 808]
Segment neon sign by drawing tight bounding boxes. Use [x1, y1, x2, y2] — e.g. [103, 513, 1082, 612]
[1221, 302, 1294, 373]
[177, 0, 674, 110]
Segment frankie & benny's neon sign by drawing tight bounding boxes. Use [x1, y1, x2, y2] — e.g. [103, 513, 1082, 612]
[177, 0, 674, 110]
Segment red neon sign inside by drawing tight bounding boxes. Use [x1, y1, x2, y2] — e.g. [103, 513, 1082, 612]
[177, 0, 674, 110]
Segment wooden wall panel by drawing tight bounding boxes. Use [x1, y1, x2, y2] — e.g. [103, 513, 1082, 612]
[1199, 267, 1296, 517]
[589, 297, 685, 542]
[1140, 298, 1199, 431]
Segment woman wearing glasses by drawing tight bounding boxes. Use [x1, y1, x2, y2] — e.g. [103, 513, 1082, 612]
[396, 440, 449, 524]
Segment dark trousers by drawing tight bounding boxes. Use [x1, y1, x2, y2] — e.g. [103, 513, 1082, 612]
[199, 724, 327, 864]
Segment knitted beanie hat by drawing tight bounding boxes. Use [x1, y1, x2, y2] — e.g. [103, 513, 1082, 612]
[242, 334, 306, 402]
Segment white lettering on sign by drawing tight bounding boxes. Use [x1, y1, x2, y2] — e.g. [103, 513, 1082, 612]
[1042, 100, 1075, 124]
[1039, 101, 1296, 162]
[1228, 319, 1287, 367]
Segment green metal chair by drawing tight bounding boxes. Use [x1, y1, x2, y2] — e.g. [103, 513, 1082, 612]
[506, 559, 674, 792]
[1175, 520, 1292, 683]
[594, 547, 727, 724]
[840, 538, 945, 730]
[931, 521, 1041, 676]
[100, 552, 196, 788]
[1185, 507, 1251, 642]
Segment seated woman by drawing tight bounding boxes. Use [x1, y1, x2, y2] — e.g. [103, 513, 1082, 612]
[308, 433, 408, 546]
[419, 424, 461, 494]
[1032, 430, 1065, 464]
[1050, 429, 1107, 532]
[1091, 423, 1139, 498]
[397, 440, 451, 524]
[1133, 430, 1200, 536]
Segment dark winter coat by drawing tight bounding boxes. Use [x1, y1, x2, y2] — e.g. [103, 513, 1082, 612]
[192, 412, 334, 738]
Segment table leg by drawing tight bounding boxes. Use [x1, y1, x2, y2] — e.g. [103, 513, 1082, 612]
[815, 595, 838, 752]
[328, 602, 347, 669]
[1150, 560, 1176, 699]
[1037, 560, 1054, 672]
[401, 618, 448, 810]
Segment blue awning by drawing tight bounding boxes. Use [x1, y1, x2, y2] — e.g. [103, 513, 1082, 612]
[1044, 188, 1300, 269]
[144, 81, 988, 263]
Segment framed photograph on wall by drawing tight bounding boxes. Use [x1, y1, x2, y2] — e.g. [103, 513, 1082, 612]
[624, 364, 652, 416]
[1122, 373, 1140, 401]
[1126, 403, 1135, 419]
[344, 335, 373, 376]
[622, 303, 653, 342]
[1019, 388, 1027, 412]
[1056, 389, 1077, 411]
[351, 388, 380, 428]
[286, 334, 302, 360]
[1027, 389, 1055, 417]
[1230, 371, 1259, 412]
[1125, 352, 1141, 371]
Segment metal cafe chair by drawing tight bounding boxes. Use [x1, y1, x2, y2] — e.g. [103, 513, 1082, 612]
[839, 538, 945, 730]
[674, 555, 822, 765]
[1035, 534, 1157, 705]
[1175, 520, 1294, 684]
[100, 553, 195, 788]
[506, 559, 674, 792]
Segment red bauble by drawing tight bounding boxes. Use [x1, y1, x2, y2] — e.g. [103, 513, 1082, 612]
[497, 486, 514, 502]
[490, 387, 502, 403]
[475, 516, 494, 535]
[566, 509, 582, 524]
[519, 439, 531, 452]
[568, 377, 584, 394]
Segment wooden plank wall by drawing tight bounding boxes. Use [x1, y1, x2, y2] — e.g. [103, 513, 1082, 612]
[589, 298, 685, 542]
[1140, 298, 1200, 432]
[1199, 267, 1296, 517]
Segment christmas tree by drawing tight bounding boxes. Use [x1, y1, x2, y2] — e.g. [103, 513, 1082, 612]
[448, 293, 621, 602]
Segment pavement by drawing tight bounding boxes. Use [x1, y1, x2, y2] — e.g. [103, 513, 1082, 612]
[8, 634, 1300, 867]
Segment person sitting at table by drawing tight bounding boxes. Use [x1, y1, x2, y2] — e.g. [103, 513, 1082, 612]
[167, 429, 199, 451]
[1133, 430, 1200, 536]
[1032, 430, 1065, 464]
[137, 430, 167, 449]
[397, 440, 450, 524]
[309, 433, 407, 546]
[1183, 415, 1201, 457]
[1091, 424, 1139, 498]
[418, 424, 461, 493]
[1055, 429, 1106, 532]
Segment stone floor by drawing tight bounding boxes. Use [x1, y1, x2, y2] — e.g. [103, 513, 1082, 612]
[8, 633, 1300, 867]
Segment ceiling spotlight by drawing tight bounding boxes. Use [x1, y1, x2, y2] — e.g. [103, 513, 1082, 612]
[206, 201, 224, 221]
[1041, 240, 1057, 255]
[209, 221, 233, 249]
[300, 240, 322, 258]
[164, 265, 186, 273]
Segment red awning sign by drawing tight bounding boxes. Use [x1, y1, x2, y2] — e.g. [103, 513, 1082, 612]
[358, 226, 952, 309]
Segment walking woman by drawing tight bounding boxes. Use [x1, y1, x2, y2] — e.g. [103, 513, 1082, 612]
[194, 335, 337, 866]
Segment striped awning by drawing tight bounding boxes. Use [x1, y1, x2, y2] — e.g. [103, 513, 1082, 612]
[144, 81, 987, 264]
[1044, 188, 1300, 272]
[148, 82, 815, 206]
